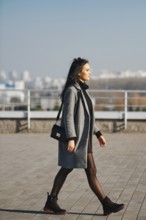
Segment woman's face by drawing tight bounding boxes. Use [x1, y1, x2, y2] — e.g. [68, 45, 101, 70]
[79, 63, 91, 82]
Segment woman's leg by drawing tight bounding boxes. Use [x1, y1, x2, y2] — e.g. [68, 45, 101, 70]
[84, 153, 105, 202]
[44, 167, 73, 214]
[50, 167, 73, 196]
[85, 153, 124, 215]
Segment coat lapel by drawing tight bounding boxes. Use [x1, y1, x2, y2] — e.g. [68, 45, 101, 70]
[74, 82, 90, 116]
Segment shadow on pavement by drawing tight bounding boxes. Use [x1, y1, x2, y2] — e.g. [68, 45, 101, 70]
[0, 208, 48, 215]
[68, 211, 103, 216]
[0, 208, 103, 216]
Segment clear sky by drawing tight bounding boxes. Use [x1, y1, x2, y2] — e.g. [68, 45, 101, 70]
[0, 0, 146, 78]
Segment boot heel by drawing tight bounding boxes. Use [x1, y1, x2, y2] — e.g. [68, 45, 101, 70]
[43, 207, 54, 214]
[103, 208, 112, 216]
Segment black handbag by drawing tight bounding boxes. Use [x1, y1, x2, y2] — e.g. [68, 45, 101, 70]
[50, 103, 67, 143]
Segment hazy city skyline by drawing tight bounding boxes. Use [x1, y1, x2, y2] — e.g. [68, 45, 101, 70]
[0, 0, 146, 78]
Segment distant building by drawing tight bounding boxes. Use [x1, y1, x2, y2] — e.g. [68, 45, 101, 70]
[0, 80, 25, 106]
[99, 70, 146, 79]
[99, 70, 117, 79]
[0, 70, 8, 81]
[22, 70, 30, 82]
[9, 70, 18, 81]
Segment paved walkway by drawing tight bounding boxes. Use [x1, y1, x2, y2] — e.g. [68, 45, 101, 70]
[0, 133, 146, 220]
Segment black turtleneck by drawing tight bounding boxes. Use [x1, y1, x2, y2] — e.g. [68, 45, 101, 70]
[78, 80, 89, 90]
[78, 80, 92, 115]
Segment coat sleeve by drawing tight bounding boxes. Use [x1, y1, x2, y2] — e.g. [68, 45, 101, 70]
[93, 120, 100, 134]
[92, 108, 101, 136]
[93, 120, 102, 138]
[62, 87, 77, 139]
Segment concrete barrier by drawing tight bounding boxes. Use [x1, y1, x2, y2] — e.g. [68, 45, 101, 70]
[0, 119, 146, 133]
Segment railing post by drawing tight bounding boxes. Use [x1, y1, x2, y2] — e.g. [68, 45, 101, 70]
[124, 91, 128, 130]
[27, 90, 31, 129]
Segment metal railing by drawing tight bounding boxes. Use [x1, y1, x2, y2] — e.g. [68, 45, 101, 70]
[0, 89, 146, 130]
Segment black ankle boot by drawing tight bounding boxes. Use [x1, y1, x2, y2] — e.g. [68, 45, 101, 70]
[43, 193, 66, 215]
[102, 196, 125, 216]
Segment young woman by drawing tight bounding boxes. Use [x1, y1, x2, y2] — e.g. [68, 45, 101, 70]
[44, 58, 124, 216]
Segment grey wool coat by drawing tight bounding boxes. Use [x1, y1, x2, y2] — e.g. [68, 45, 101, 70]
[58, 82, 100, 169]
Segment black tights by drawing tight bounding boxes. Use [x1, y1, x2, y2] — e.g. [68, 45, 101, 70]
[50, 153, 105, 202]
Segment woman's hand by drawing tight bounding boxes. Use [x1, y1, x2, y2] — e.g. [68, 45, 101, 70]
[67, 140, 76, 153]
[98, 135, 106, 148]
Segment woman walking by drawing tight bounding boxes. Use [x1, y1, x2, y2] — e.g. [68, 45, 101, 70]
[44, 57, 124, 216]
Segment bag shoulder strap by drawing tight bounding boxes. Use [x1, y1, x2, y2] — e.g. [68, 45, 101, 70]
[56, 102, 63, 123]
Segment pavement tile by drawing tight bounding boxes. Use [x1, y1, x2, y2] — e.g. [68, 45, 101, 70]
[0, 133, 146, 220]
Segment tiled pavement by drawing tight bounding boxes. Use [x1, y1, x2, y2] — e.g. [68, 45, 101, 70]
[0, 133, 146, 220]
